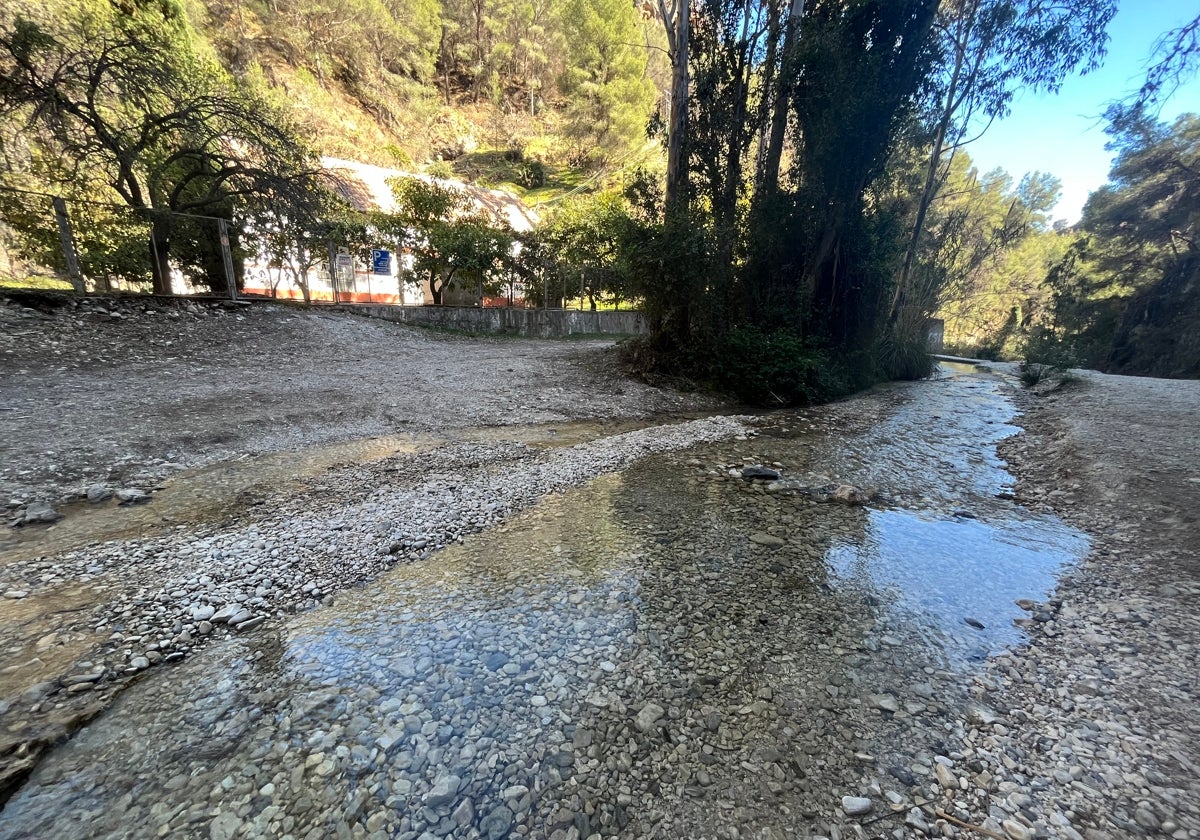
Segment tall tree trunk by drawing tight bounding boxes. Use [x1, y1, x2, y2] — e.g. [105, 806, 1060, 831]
[891, 20, 968, 321]
[658, 0, 690, 210]
[753, 0, 782, 186]
[760, 0, 805, 196]
[439, 26, 452, 104]
[149, 215, 172, 295]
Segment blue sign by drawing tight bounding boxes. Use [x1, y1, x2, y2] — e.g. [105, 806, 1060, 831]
[371, 249, 391, 274]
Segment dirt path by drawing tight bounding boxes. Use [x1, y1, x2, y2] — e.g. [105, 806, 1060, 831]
[0, 294, 715, 509]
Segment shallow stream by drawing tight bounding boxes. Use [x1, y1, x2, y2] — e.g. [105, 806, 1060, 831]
[0, 365, 1088, 839]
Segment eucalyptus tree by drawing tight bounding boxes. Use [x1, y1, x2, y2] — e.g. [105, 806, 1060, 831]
[891, 0, 1117, 324]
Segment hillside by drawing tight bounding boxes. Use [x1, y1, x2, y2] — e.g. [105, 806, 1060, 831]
[186, 0, 670, 201]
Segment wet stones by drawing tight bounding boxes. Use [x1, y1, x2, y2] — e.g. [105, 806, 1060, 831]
[749, 532, 786, 548]
[10, 501, 61, 526]
[115, 488, 151, 505]
[829, 484, 873, 506]
[741, 466, 782, 481]
[868, 693, 900, 714]
[85, 485, 113, 503]
[478, 805, 513, 840]
[425, 774, 461, 808]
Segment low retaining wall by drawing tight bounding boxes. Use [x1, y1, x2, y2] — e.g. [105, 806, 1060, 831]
[339, 304, 648, 338]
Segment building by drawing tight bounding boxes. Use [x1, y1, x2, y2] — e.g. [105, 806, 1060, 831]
[239, 158, 539, 306]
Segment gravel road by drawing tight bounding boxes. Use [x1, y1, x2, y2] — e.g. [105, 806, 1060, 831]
[0, 294, 716, 508]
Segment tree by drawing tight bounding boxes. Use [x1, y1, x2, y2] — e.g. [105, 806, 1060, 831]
[924, 153, 1066, 354]
[0, 2, 322, 293]
[656, 0, 691, 208]
[243, 178, 362, 304]
[1042, 114, 1199, 375]
[1107, 12, 1200, 133]
[380, 176, 514, 305]
[540, 191, 633, 309]
[891, 0, 1116, 325]
[782, 0, 940, 351]
[559, 0, 656, 163]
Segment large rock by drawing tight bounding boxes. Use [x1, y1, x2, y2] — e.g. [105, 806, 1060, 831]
[634, 702, 665, 732]
[16, 501, 61, 525]
[841, 796, 873, 816]
[741, 465, 781, 481]
[116, 488, 151, 505]
[85, 484, 113, 503]
[830, 484, 874, 505]
[425, 774, 462, 808]
[479, 805, 514, 840]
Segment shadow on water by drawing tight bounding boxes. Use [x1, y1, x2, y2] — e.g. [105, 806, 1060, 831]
[0, 365, 1090, 839]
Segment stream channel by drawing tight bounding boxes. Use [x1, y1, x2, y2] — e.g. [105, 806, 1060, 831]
[0, 364, 1089, 839]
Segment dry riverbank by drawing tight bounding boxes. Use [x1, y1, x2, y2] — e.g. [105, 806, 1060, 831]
[992, 369, 1200, 839]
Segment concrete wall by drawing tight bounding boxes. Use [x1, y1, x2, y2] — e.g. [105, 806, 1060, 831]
[339, 304, 648, 338]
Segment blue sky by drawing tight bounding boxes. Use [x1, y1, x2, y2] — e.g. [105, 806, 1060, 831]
[965, 0, 1200, 223]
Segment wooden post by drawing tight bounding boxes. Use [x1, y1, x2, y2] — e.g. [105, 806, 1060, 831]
[218, 218, 238, 301]
[327, 240, 340, 304]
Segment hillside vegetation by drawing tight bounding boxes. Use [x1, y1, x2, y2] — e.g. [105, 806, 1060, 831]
[192, 0, 667, 178]
[2, 0, 1197, 396]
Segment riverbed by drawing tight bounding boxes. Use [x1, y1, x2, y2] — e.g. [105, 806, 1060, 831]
[0, 364, 1096, 839]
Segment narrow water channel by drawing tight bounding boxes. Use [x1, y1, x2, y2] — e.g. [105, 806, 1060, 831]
[0, 365, 1088, 839]
[0, 417, 680, 567]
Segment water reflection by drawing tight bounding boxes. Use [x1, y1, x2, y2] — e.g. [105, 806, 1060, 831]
[1, 416, 689, 566]
[0, 477, 651, 840]
[0, 367, 1092, 840]
[826, 508, 1087, 662]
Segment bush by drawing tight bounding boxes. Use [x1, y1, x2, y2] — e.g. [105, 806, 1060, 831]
[1019, 326, 1079, 387]
[426, 160, 454, 180]
[711, 327, 850, 406]
[516, 160, 547, 189]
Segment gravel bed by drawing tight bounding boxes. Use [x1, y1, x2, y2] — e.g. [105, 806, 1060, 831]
[0, 292, 717, 508]
[0, 415, 753, 803]
[1, 359, 1197, 840]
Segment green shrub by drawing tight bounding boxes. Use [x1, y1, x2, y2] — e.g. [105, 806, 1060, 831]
[1019, 326, 1079, 387]
[711, 327, 850, 406]
[516, 160, 547, 189]
[426, 160, 454, 180]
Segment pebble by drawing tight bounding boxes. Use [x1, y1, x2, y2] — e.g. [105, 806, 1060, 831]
[841, 796, 872, 816]
[426, 775, 462, 808]
[1001, 819, 1032, 840]
[634, 702, 665, 732]
[1, 368, 1192, 840]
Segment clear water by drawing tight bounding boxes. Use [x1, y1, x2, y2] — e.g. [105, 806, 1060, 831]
[0, 364, 1089, 839]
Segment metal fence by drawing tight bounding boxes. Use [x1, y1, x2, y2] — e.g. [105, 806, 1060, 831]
[0, 188, 250, 299]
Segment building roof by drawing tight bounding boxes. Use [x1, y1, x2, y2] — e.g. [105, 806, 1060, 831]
[322, 156, 540, 233]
